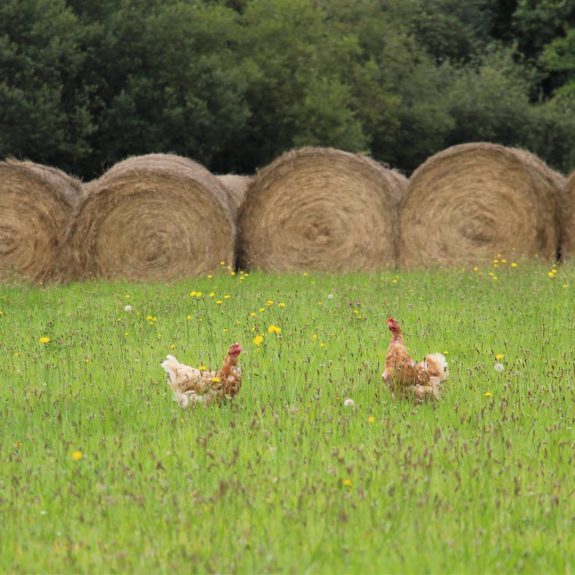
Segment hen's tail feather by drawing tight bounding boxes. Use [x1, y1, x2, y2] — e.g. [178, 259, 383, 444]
[161, 355, 181, 386]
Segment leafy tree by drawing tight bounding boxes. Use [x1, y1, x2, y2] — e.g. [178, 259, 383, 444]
[67, 0, 249, 176]
[233, 0, 368, 170]
[0, 0, 92, 172]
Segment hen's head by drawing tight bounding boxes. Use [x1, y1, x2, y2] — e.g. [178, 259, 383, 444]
[387, 317, 400, 333]
[228, 343, 242, 357]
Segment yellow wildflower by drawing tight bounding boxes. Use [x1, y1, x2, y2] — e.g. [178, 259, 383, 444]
[253, 335, 264, 346]
[209, 292, 216, 298]
[224, 295, 231, 299]
[266, 300, 274, 306]
[71, 451, 83, 461]
[216, 300, 223, 305]
[278, 302, 286, 309]
[198, 365, 208, 371]
[495, 353, 504, 361]
[511, 262, 518, 268]
[484, 391, 493, 398]
[267, 325, 282, 335]
[368, 416, 375, 424]
[211, 377, 221, 383]
[342, 479, 352, 487]
[39, 336, 51, 344]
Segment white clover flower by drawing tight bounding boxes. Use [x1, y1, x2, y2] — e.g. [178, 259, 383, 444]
[327, 293, 334, 300]
[124, 305, 132, 312]
[343, 398, 355, 408]
[494, 362, 505, 373]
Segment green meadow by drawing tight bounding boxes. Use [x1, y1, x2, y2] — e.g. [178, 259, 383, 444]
[1, 263, 574, 574]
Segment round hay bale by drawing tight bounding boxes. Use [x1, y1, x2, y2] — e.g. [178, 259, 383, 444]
[66, 154, 235, 281]
[562, 171, 575, 259]
[217, 175, 253, 213]
[0, 159, 82, 282]
[399, 143, 563, 268]
[237, 147, 405, 272]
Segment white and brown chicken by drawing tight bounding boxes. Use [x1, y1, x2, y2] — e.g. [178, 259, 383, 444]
[382, 318, 448, 402]
[162, 343, 242, 408]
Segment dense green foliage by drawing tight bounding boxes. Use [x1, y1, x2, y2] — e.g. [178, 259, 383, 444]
[1, 264, 574, 572]
[2, 0, 575, 177]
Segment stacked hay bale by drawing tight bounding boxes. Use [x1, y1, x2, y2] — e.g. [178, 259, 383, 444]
[65, 154, 235, 281]
[399, 143, 563, 268]
[563, 172, 575, 259]
[0, 159, 83, 282]
[238, 147, 406, 272]
[217, 175, 253, 213]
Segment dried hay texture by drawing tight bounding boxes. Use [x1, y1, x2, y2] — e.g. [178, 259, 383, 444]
[217, 175, 253, 213]
[399, 143, 563, 268]
[0, 159, 83, 282]
[66, 154, 235, 281]
[563, 171, 575, 258]
[238, 147, 406, 272]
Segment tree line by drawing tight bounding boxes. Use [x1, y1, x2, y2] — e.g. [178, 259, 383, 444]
[1, 0, 575, 180]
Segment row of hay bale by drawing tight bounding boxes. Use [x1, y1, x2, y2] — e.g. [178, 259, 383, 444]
[0, 143, 572, 282]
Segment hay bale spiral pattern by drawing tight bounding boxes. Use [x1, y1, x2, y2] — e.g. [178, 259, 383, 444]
[238, 147, 406, 272]
[66, 154, 235, 281]
[0, 159, 82, 282]
[399, 143, 563, 268]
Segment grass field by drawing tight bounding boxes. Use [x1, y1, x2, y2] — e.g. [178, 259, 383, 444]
[1, 262, 574, 574]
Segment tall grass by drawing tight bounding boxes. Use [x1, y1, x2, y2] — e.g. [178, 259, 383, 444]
[1, 263, 574, 574]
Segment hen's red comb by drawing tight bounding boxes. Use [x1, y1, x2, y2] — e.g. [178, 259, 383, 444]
[228, 342, 242, 356]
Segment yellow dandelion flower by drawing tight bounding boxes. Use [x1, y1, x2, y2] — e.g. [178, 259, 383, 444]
[501, 259, 507, 264]
[267, 325, 282, 335]
[209, 292, 216, 298]
[320, 342, 326, 348]
[198, 365, 208, 371]
[124, 332, 129, 336]
[39, 336, 51, 344]
[484, 391, 493, 398]
[190, 291, 197, 297]
[253, 335, 264, 346]
[211, 377, 221, 383]
[259, 307, 265, 313]
[224, 295, 231, 299]
[278, 302, 286, 309]
[71, 450, 83, 461]
[548, 271, 556, 279]
[368, 416, 375, 424]
[342, 479, 352, 487]
[266, 300, 274, 306]
[312, 334, 318, 341]
[495, 353, 504, 361]
[216, 300, 223, 305]
[250, 312, 257, 318]
[230, 271, 236, 276]
[187, 315, 193, 320]
[511, 262, 518, 268]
